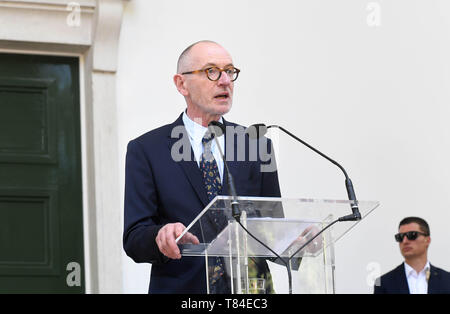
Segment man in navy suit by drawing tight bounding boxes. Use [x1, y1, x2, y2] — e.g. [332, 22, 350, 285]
[374, 217, 450, 294]
[123, 41, 281, 293]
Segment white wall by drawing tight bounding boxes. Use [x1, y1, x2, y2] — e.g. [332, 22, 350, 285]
[117, 0, 450, 293]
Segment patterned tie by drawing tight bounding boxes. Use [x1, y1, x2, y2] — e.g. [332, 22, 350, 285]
[199, 132, 227, 292]
[200, 132, 222, 203]
[200, 131, 273, 294]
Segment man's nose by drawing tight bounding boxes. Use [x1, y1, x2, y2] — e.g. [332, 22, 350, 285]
[400, 236, 411, 244]
[217, 71, 231, 85]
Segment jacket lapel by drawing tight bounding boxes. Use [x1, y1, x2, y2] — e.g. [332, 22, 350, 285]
[220, 118, 240, 197]
[397, 263, 411, 294]
[427, 264, 439, 294]
[167, 113, 209, 208]
[167, 115, 242, 206]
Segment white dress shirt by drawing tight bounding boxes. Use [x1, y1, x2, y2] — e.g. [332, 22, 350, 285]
[182, 111, 225, 183]
[404, 261, 430, 294]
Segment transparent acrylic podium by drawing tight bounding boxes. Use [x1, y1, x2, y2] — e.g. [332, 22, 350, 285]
[176, 196, 379, 294]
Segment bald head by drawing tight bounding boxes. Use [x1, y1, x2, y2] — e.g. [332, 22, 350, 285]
[176, 40, 223, 73]
[173, 40, 235, 126]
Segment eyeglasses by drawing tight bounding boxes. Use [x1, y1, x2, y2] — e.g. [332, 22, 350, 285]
[181, 66, 240, 82]
[395, 231, 429, 243]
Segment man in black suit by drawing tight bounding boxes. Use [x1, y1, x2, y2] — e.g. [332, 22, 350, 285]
[123, 41, 280, 293]
[374, 217, 450, 294]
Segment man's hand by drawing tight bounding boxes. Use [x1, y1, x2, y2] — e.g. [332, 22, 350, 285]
[295, 225, 323, 254]
[155, 223, 200, 259]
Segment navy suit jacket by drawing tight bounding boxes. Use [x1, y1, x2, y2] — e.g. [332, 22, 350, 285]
[374, 263, 450, 294]
[123, 113, 281, 294]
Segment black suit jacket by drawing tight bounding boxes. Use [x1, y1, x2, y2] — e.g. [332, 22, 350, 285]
[374, 263, 450, 294]
[123, 113, 281, 293]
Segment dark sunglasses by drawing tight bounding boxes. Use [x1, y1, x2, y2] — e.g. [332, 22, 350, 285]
[395, 231, 429, 242]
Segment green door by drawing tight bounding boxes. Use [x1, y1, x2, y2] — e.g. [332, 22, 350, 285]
[0, 54, 84, 293]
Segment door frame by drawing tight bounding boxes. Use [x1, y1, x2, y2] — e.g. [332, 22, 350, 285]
[0, 0, 127, 293]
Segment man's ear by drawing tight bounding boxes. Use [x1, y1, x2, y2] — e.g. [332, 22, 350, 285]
[173, 74, 189, 96]
[425, 236, 431, 249]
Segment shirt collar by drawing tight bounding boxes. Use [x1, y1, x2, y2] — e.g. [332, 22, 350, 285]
[404, 261, 430, 277]
[182, 111, 223, 143]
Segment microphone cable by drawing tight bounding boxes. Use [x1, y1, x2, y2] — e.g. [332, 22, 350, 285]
[208, 121, 294, 294]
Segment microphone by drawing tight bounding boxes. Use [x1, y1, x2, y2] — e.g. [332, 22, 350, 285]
[208, 120, 294, 293]
[207, 121, 241, 221]
[247, 123, 361, 222]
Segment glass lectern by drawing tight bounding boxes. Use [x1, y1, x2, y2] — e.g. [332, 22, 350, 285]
[176, 196, 379, 294]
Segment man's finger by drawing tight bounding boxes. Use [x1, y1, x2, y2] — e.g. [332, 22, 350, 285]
[189, 233, 200, 245]
[157, 224, 181, 259]
[173, 223, 199, 245]
[180, 232, 200, 245]
[174, 223, 186, 239]
[165, 225, 181, 259]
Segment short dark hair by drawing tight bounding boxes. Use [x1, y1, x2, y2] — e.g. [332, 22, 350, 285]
[399, 217, 430, 235]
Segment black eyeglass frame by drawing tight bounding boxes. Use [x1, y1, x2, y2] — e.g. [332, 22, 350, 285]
[181, 66, 240, 82]
[394, 231, 429, 243]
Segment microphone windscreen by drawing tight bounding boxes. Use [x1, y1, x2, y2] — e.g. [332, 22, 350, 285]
[208, 120, 225, 137]
[246, 124, 268, 139]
